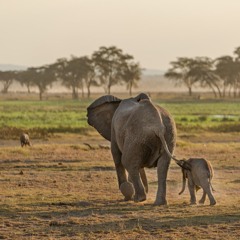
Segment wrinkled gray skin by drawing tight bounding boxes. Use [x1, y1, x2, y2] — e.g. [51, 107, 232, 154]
[20, 133, 31, 147]
[176, 158, 216, 205]
[87, 93, 177, 205]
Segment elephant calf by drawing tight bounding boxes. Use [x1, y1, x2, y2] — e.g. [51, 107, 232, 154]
[176, 158, 216, 205]
[20, 133, 31, 147]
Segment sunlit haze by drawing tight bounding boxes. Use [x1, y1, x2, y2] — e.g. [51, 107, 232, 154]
[1, 0, 240, 70]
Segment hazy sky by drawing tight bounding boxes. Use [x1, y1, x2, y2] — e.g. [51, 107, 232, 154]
[1, 0, 240, 70]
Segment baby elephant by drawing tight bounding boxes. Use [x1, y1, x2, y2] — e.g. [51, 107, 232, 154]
[176, 158, 216, 205]
[20, 133, 31, 147]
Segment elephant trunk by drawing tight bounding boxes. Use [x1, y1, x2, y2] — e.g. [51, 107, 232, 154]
[179, 170, 186, 195]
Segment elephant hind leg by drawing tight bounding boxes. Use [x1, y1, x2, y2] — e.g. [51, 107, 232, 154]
[111, 141, 129, 198]
[201, 179, 216, 206]
[199, 190, 206, 204]
[128, 168, 148, 193]
[207, 190, 216, 206]
[188, 179, 197, 205]
[128, 170, 146, 202]
[121, 150, 146, 202]
[154, 153, 171, 206]
[140, 168, 148, 193]
[120, 181, 135, 201]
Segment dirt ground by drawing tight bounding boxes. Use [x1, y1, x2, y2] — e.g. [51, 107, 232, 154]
[0, 132, 240, 239]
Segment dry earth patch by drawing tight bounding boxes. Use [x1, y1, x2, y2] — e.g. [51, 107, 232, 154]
[0, 135, 239, 239]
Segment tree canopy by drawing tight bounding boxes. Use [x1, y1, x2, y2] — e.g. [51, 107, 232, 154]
[1, 46, 141, 100]
[1, 45, 240, 99]
[92, 46, 135, 94]
[165, 47, 240, 98]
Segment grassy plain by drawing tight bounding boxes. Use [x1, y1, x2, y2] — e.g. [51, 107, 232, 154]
[0, 93, 239, 139]
[0, 92, 240, 239]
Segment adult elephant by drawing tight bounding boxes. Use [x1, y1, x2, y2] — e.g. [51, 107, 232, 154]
[87, 93, 177, 205]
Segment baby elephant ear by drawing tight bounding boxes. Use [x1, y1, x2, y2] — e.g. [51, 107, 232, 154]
[87, 95, 122, 141]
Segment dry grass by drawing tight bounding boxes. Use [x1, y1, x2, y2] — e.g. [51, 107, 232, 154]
[0, 133, 240, 239]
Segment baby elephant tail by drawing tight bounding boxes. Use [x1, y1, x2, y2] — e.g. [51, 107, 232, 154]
[209, 179, 215, 192]
[178, 171, 186, 195]
[207, 160, 215, 192]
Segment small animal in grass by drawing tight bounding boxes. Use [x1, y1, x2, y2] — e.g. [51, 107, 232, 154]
[20, 133, 32, 147]
[175, 158, 216, 205]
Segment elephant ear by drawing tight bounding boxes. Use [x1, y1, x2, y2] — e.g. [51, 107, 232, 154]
[87, 95, 122, 141]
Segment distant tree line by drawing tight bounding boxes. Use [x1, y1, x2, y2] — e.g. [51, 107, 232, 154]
[165, 46, 240, 98]
[0, 46, 141, 100]
[1, 45, 240, 99]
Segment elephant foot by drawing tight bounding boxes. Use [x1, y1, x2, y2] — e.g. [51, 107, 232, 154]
[154, 199, 167, 206]
[124, 196, 132, 201]
[120, 182, 134, 201]
[210, 200, 216, 206]
[199, 200, 205, 204]
[190, 202, 197, 205]
[134, 193, 146, 203]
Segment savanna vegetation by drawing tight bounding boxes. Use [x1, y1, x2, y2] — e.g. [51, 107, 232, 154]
[0, 92, 239, 239]
[0, 94, 239, 139]
[0, 31, 239, 240]
[165, 47, 240, 98]
[0, 46, 142, 100]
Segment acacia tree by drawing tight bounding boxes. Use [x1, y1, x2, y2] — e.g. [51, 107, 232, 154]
[233, 46, 240, 97]
[69, 56, 98, 98]
[166, 47, 240, 98]
[0, 70, 16, 93]
[212, 48, 240, 98]
[82, 57, 97, 98]
[52, 58, 81, 99]
[214, 56, 236, 98]
[28, 66, 56, 100]
[92, 46, 133, 94]
[53, 56, 97, 99]
[165, 57, 198, 96]
[185, 57, 222, 98]
[121, 62, 142, 96]
[16, 70, 34, 93]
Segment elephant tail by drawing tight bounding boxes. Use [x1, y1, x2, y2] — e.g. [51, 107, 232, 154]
[207, 160, 215, 192]
[179, 169, 186, 195]
[209, 179, 216, 192]
[157, 130, 179, 161]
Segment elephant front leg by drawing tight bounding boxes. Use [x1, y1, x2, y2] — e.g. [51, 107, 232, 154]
[154, 154, 170, 205]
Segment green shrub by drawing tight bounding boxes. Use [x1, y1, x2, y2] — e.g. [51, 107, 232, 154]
[198, 115, 207, 121]
[180, 117, 188, 122]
